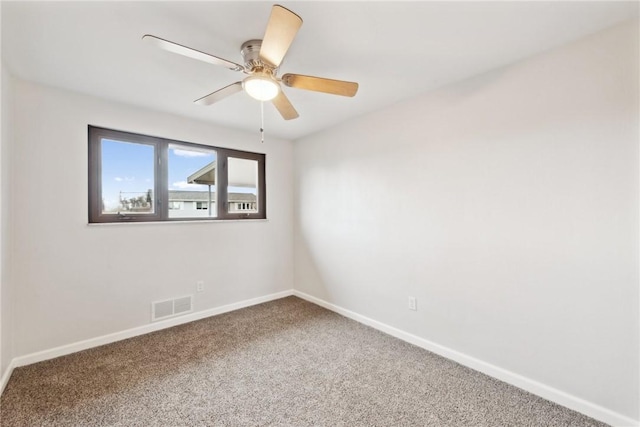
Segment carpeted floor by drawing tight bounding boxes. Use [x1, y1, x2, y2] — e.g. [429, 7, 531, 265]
[1, 296, 607, 426]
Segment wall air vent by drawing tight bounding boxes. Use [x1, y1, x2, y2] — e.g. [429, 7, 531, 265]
[151, 295, 193, 322]
[174, 296, 192, 315]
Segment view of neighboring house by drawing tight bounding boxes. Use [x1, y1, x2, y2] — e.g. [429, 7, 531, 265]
[168, 190, 257, 218]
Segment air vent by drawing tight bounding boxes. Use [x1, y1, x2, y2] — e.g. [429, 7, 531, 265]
[152, 295, 193, 322]
[174, 296, 192, 314]
[153, 300, 173, 319]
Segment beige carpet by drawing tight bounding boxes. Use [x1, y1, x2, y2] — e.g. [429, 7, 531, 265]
[1, 296, 607, 426]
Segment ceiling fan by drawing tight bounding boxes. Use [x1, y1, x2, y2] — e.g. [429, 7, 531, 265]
[143, 4, 359, 120]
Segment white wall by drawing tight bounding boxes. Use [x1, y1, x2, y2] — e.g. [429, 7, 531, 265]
[294, 20, 639, 422]
[1, 0, 15, 381]
[8, 79, 294, 357]
[0, 66, 12, 380]
[0, 0, 15, 381]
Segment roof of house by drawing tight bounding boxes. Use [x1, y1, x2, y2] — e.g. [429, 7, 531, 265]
[168, 190, 256, 202]
[187, 161, 216, 185]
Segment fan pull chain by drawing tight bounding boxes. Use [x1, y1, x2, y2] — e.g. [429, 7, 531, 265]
[260, 101, 265, 144]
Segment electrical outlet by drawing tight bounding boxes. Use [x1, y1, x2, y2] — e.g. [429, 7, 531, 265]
[196, 281, 204, 292]
[408, 296, 417, 311]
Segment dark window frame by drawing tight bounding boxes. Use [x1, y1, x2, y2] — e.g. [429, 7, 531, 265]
[88, 126, 266, 223]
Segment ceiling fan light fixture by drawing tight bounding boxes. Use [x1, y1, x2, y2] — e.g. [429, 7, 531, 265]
[243, 74, 279, 101]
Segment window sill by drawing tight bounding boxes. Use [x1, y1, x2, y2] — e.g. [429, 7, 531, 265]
[87, 218, 269, 226]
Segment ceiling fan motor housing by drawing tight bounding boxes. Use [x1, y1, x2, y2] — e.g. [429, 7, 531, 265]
[241, 39, 271, 72]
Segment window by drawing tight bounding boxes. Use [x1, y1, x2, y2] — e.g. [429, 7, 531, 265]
[226, 157, 259, 214]
[232, 202, 256, 212]
[88, 126, 266, 223]
[168, 143, 217, 219]
[168, 201, 183, 210]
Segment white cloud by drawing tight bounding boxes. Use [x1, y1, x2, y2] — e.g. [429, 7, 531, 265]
[172, 149, 211, 158]
[171, 181, 201, 189]
[115, 176, 135, 182]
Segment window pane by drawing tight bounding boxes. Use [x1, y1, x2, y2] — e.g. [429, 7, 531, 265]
[228, 157, 258, 214]
[168, 144, 217, 219]
[101, 139, 155, 215]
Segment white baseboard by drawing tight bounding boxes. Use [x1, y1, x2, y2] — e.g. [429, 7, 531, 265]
[10, 289, 294, 370]
[293, 290, 638, 427]
[0, 359, 16, 396]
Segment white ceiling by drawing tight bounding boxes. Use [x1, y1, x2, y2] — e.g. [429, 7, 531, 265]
[2, 1, 638, 140]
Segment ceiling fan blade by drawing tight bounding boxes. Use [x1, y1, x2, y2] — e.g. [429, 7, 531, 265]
[194, 82, 243, 106]
[282, 74, 359, 97]
[272, 90, 299, 120]
[143, 35, 244, 71]
[259, 5, 303, 68]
